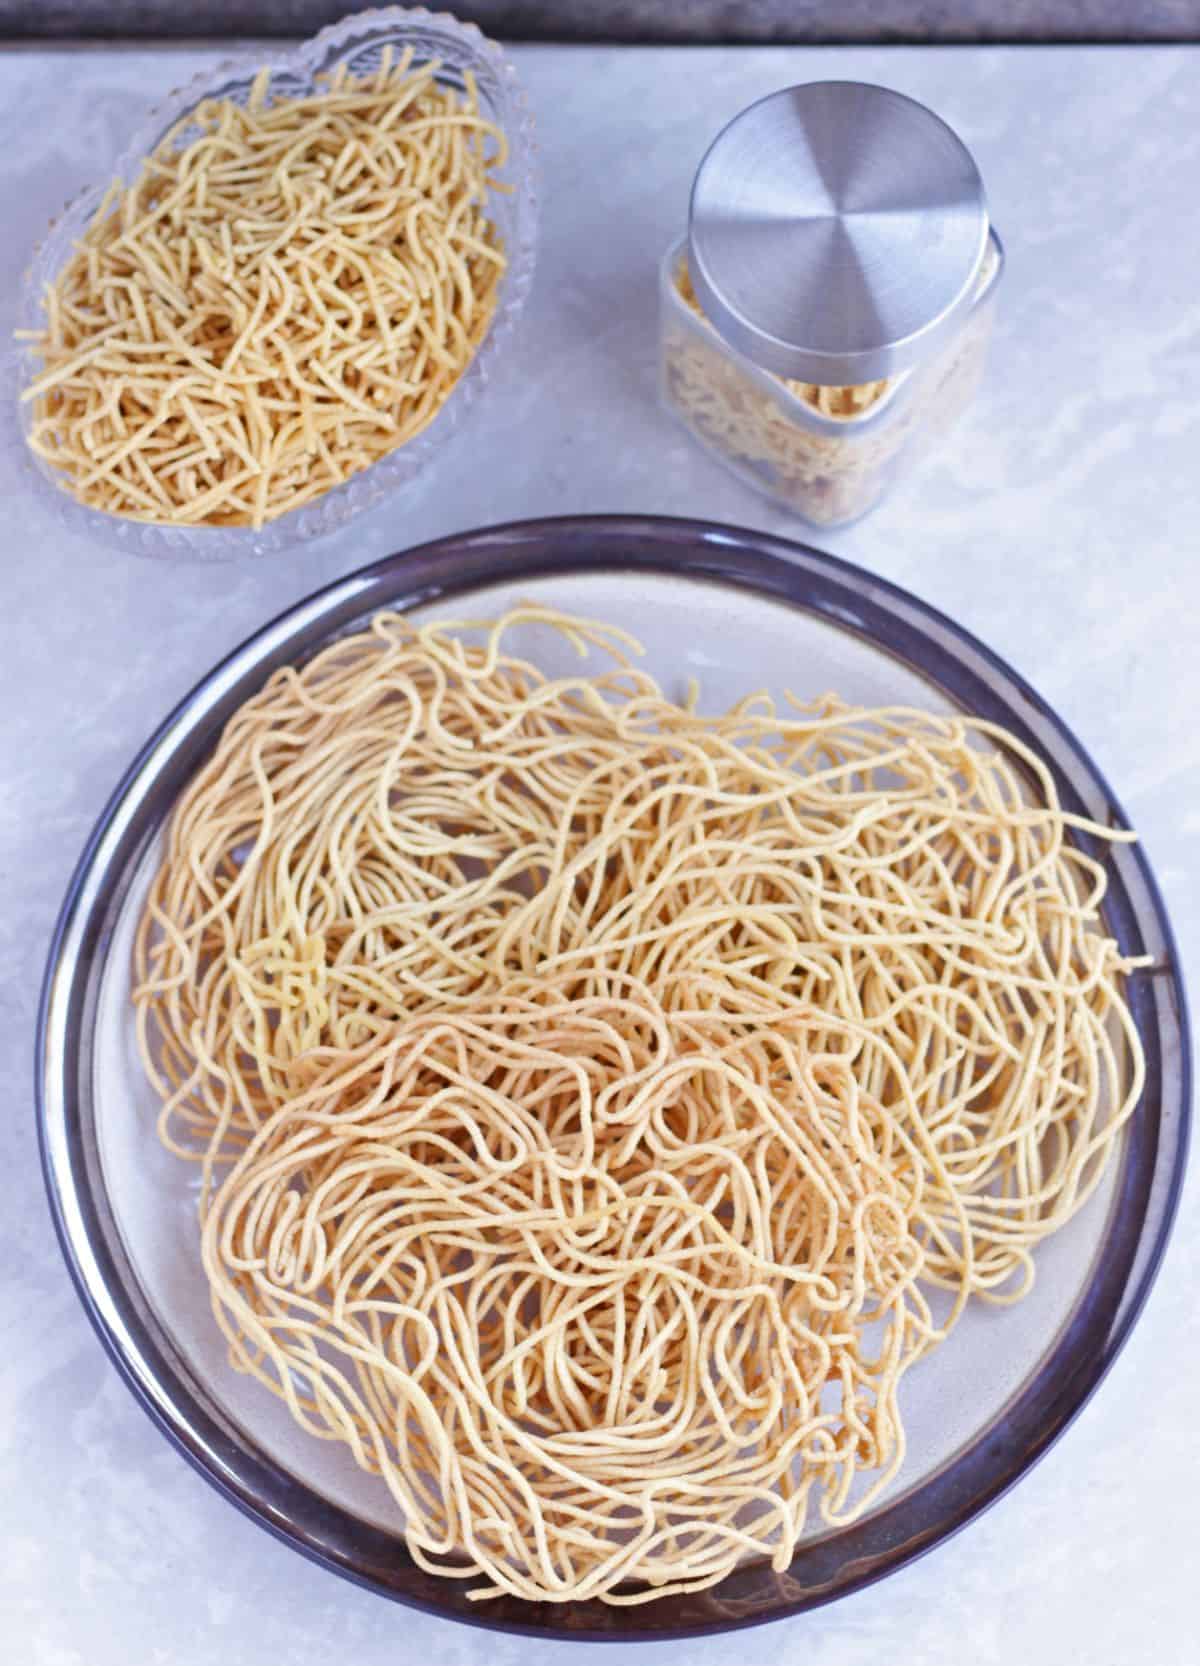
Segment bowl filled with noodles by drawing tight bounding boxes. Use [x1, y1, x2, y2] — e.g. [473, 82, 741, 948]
[38, 516, 1189, 1636]
[8, 8, 537, 559]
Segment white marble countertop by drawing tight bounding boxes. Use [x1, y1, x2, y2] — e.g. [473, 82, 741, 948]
[1, 39, 1197, 1666]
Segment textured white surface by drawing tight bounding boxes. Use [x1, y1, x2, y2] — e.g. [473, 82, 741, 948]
[1, 40, 1197, 1666]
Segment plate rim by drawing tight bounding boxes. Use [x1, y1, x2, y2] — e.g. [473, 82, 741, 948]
[36, 513, 1193, 1642]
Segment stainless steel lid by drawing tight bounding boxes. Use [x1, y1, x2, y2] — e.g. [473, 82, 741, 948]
[688, 82, 990, 386]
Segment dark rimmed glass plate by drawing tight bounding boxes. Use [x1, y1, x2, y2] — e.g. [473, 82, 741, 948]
[37, 515, 1190, 1641]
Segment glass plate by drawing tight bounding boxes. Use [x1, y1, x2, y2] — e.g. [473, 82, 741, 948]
[37, 515, 1190, 1639]
[3, 7, 537, 560]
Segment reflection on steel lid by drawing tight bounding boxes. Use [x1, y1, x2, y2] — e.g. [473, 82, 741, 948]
[688, 82, 990, 385]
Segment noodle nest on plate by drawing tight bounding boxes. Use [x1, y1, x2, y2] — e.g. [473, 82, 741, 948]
[133, 605, 1144, 1603]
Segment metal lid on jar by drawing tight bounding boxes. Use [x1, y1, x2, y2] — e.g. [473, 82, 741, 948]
[687, 82, 990, 386]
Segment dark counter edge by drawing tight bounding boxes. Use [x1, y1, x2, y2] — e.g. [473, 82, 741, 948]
[2, 0, 1199, 45]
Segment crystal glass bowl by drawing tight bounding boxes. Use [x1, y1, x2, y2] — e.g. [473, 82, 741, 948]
[4, 8, 537, 560]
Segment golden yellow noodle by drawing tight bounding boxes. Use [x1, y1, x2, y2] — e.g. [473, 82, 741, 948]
[204, 988, 953, 1602]
[20, 49, 506, 528]
[132, 605, 1144, 1603]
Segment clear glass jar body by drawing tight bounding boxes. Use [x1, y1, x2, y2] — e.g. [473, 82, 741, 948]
[659, 231, 1004, 528]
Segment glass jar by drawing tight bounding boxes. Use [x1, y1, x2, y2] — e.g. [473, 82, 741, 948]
[659, 83, 1005, 527]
